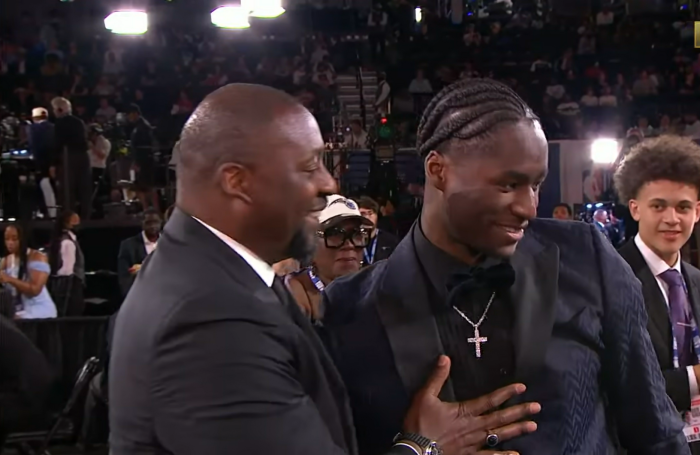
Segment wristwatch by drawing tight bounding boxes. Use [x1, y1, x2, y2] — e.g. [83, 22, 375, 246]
[393, 432, 443, 455]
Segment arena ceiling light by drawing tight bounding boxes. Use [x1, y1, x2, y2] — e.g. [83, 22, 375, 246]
[104, 11, 148, 35]
[211, 6, 251, 29]
[590, 138, 620, 164]
[242, 0, 285, 18]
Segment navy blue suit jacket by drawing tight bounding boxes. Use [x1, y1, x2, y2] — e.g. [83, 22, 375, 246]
[322, 219, 689, 455]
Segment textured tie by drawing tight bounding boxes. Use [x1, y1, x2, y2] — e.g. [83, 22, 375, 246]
[659, 269, 694, 367]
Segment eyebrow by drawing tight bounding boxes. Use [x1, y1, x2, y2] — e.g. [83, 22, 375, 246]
[649, 198, 694, 205]
[500, 170, 548, 182]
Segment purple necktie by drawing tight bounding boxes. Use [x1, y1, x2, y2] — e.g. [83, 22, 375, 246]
[659, 269, 694, 367]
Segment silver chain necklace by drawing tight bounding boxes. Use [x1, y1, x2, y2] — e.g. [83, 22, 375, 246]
[452, 292, 496, 358]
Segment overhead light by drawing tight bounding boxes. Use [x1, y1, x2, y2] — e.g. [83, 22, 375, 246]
[104, 11, 148, 35]
[415, 7, 422, 22]
[211, 6, 251, 28]
[242, 0, 285, 18]
[590, 138, 619, 164]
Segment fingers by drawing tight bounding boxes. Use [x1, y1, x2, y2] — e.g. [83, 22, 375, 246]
[421, 355, 451, 397]
[485, 420, 538, 443]
[453, 419, 537, 448]
[465, 384, 527, 416]
[479, 403, 541, 430]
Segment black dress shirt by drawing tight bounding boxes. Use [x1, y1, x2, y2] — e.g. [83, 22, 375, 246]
[413, 225, 516, 401]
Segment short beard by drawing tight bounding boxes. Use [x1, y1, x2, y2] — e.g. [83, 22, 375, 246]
[284, 227, 317, 267]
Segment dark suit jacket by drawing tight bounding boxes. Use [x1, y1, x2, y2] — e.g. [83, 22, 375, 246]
[322, 219, 688, 455]
[368, 229, 399, 265]
[109, 209, 410, 455]
[117, 233, 148, 297]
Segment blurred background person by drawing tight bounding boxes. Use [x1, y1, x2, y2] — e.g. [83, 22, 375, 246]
[49, 210, 85, 316]
[552, 203, 573, 220]
[51, 96, 92, 220]
[117, 209, 162, 298]
[358, 195, 398, 265]
[0, 224, 57, 319]
[286, 195, 372, 321]
[27, 107, 56, 218]
[127, 103, 159, 213]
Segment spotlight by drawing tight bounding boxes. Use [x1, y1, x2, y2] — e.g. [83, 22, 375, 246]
[415, 7, 422, 22]
[590, 138, 619, 164]
[104, 11, 148, 35]
[211, 6, 251, 29]
[242, 0, 285, 18]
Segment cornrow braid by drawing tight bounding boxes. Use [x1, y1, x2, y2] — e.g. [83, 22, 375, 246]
[416, 78, 539, 157]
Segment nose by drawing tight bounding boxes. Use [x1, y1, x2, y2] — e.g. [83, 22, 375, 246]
[511, 187, 539, 221]
[316, 158, 338, 196]
[662, 207, 681, 225]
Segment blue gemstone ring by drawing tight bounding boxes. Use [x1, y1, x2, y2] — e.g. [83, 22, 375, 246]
[486, 433, 499, 447]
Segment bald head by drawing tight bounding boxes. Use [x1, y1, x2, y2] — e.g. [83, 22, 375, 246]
[177, 84, 313, 184]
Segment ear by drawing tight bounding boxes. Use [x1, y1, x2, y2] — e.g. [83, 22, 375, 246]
[424, 150, 447, 192]
[628, 199, 641, 222]
[695, 201, 700, 224]
[217, 162, 253, 204]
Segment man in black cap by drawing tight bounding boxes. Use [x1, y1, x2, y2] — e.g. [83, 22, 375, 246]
[127, 104, 159, 213]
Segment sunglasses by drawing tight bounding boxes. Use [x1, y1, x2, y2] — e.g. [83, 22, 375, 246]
[317, 226, 371, 249]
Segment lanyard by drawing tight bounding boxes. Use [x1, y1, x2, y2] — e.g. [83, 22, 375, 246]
[364, 233, 379, 265]
[308, 269, 325, 292]
[671, 279, 700, 369]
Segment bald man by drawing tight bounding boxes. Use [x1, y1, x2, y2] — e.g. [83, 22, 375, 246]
[109, 84, 539, 455]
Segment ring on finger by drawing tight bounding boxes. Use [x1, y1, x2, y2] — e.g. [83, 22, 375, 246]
[485, 432, 499, 448]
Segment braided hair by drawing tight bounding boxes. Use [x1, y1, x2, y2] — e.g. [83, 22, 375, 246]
[416, 78, 539, 157]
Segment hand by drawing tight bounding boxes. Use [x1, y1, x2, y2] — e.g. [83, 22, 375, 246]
[402, 356, 540, 455]
[0, 271, 8, 284]
[129, 264, 142, 275]
[48, 166, 56, 179]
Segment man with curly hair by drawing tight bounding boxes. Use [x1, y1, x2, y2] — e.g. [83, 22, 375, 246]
[616, 135, 700, 452]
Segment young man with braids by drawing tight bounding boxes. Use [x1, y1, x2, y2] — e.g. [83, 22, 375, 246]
[616, 136, 700, 454]
[321, 79, 688, 455]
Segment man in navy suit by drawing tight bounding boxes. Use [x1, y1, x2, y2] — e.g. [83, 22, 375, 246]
[616, 136, 700, 454]
[322, 79, 688, 455]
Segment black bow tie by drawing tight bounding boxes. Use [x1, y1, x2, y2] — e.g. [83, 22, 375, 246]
[446, 263, 516, 297]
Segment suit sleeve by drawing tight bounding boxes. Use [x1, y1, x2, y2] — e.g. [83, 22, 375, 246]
[117, 240, 134, 297]
[151, 314, 413, 455]
[592, 225, 689, 454]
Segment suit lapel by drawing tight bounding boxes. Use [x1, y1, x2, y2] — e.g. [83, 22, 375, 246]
[136, 234, 147, 261]
[509, 234, 559, 382]
[619, 241, 672, 353]
[376, 226, 456, 402]
[683, 265, 700, 327]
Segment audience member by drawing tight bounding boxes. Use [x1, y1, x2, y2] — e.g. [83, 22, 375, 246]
[117, 208, 162, 297]
[358, 195, 399, 265]
[287, 194, 371, 321]
[49, 210, 85, 316]
[0, 224, 57, 319]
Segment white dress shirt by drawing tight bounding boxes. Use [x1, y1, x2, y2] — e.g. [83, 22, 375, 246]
[142, 231, 158, 256]
[635, 234, 699, 397]
[57, 231, 77, 277]
[193, 217, 275, 287]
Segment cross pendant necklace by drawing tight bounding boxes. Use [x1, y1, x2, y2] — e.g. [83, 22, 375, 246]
[452, 292, 496, 358]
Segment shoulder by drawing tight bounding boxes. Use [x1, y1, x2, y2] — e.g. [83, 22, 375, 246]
[323, 261, 388, 324]
[683, 261, 700, 283]
[526, 218, 618, 267]
[28, 250, 49, 263]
